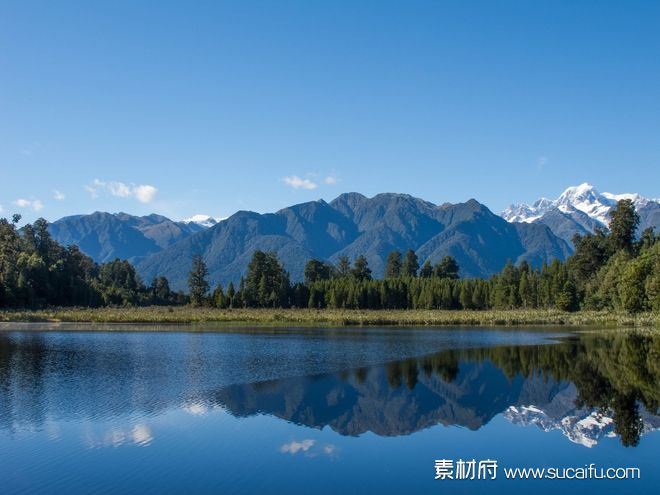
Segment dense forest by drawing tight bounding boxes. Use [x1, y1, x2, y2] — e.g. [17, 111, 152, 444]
[201, 199, 659, 313]
[0, 215, 185, 308]
[1, 199, 658, 313]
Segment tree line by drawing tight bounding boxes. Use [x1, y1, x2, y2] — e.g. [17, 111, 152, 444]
[1, 199, 658, 312]
[0, 215, 185, 308]
[191, 199, 659, 313]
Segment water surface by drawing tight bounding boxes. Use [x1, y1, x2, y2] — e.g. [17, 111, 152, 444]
[0, 326, 657, 494]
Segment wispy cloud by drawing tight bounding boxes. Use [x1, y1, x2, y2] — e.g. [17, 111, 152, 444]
[280, 439, 316, 454]
[53, 189, 66, 201]
[323, 175, 338, 185]
[183, 403, 209, 416]
[83, 423, 153, 449]
[283, 175, 318, 190]
[279, 439, 338, 458]
[537, 156, 548, 171]
[85, 179, 158, 203]
[14, 198, 44, 212]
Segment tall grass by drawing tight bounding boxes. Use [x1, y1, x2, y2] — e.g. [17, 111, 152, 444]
[1, 307, 659, 327]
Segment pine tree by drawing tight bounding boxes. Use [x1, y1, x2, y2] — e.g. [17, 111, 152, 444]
[385, 251, 402, 278]
[609, 199, 640, 253]
[226, 282, 235, 308]
[434, 256, 460, 279]
[352, 255, 372, 281]
[336, 255, 351, 278]
[419, 260, 433, 278]
[188, 255, 209, 306]
[212, 285, 226, 308]
[402, 249, 419, 277]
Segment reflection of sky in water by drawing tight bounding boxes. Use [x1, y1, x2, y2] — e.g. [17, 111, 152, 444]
[0, 327, 658, 494]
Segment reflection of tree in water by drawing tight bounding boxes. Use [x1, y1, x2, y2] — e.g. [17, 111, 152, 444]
[379, 332, 659, 447]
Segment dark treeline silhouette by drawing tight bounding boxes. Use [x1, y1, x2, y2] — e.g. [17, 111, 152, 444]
[1, 199, 658, 312]
[0, 215, 185, 308]
[373, 332, 660, 447]
[202, 200, 660, 313]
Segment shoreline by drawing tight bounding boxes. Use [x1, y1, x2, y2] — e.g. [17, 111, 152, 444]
[1, 307, 659, 328]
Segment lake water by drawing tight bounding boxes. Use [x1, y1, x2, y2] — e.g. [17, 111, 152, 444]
[0, 325, 658, 494]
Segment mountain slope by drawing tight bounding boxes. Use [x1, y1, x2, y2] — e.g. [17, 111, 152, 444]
[48, 212, 201, 263]
[136, 193, 571, 290]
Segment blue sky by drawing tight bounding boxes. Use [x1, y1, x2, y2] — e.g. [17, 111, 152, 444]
[1, 1, 659, 223]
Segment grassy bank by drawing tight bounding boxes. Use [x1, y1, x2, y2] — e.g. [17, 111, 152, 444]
[1, 306, 659, 327]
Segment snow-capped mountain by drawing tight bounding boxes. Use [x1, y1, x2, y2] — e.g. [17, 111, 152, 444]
[502, 183, 659, 226]
[181, 214, 222, 229]
[501, 183, 660, 246]
[505, 405, 616, 448]
[504, 402, 660, 448]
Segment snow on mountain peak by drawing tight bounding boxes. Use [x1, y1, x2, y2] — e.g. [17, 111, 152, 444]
[501, 183, 659, 227]
[504, 405, 615, 448]
[181, 214, 221, 228]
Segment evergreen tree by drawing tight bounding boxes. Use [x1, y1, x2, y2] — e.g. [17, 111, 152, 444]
[434, 256, 460, 279]
[385, 251, 402, 278]
[226, 282, 236, 308]
[556, 278, 579, 312]
[244, 250, 290, 307]
[609, 199, 640, 253]
[212, 285, 226, 308]
[188, 255, 210, 306]
[352, 255, 372, 281]
[637, 227, 657, 253]
[336, 255, 352, 278]
[402, 249, 419, 277]
[304, 259, 332, 285]
[150, 276, 173, 305]
[419, 260, 433, 278]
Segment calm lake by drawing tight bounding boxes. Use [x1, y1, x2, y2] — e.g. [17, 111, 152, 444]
[0, 326, 658, 494]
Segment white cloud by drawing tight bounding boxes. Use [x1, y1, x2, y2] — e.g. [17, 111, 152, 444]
[14, 198, 44, 212]
[323, 175, 338, 185]
[85, 179, 158, 203]
[280, 439, 315, 454]
[53, 189, 66, 200]
[537, 156, 548, 170]
[133, 184, 158, 203]
[108, 181, 132, 198]
[283, 175, 318, 190]
[84, 185, 99, 199]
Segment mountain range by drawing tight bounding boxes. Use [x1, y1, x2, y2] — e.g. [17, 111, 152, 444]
[502, 183, 660, 244]
[45, 185, 659, 290]
[48, 212, 206, 264]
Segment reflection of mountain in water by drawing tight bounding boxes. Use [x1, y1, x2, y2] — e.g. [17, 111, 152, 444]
[214, 362, 569, 436]
[0, 331, 658, 448]
[213, 333, 660, 447]
[505, 386, 660, 448]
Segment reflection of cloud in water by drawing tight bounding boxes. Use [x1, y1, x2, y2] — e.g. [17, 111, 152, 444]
[322, 444, 339, 457]
[279, 439, 338, 458]
[84, 423, 153, 449]
[184, 403, 209, 416]
[45, 421, 61, 441]
[280, 439, 315, 454]
[131, 424, 153, 446]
